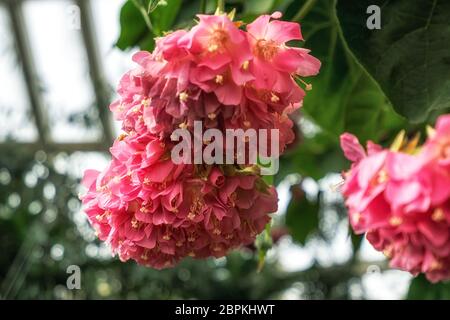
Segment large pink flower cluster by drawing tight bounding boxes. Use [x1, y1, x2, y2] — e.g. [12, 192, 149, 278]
[110, 12, 320, 153]
[81, 132, 277, 268]
[340, 115, 450, 282]
[80, 12, 320, 268]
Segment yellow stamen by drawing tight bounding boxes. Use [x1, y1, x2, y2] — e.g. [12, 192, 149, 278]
[352, 212, 361, 224]
[178, 122, 188, 129]
[179, 91, 189, 102]
[377, 170, 388, 184]
[270, 93, 280, 103]
[432, 208, 445, 222]
[389, 216, 403, 227]
[131, 218, 139, 229]
[117, 133, 128, 141]
[296, 77, 312, 91]
[141, 98, 150, 107]
[208, 43, 219, 52]
[430, 259, 443, 271]
[140, 207, 149, 213]
[383, 247, 393, 258]
[242, 60, 249, 70]
[254, 39, 278, 60]
[187, 212, 195, 220]
[215, 74, 224, 84]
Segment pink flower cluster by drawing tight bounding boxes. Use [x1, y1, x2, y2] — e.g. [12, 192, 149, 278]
[340, 115, 450, 282]
[80, 12, 320, 268]
[110, 12, 320, 153]
[81, 132, 277, 268]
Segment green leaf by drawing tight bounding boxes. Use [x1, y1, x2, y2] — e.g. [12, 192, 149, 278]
[116, 0, 182, 51]
[407, 275, 450, 300]
[272, 0, 410, 183]
[116, 0, 151, 51]
[336, 0, 450, 122]
[292, 0, 406, 142]
[243, 0, 275, 15]
[285, 186, 320, 245]
[150, 0, 182, 35]
[262, 174, 274, 186]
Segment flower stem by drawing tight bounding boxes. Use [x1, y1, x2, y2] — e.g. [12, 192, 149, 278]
[131, 0, 153, 33]
[292, 0, 317, 22]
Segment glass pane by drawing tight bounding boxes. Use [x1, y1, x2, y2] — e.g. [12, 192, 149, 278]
[91, 0, 132, 136]
[23, 0, 102, 143]
[0, 5, 38, 142]
[91, 0, 133, 89]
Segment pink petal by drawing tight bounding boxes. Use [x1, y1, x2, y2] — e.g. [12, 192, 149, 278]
[340, 133, 366, 162]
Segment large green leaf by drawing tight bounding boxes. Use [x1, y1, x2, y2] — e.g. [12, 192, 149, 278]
[407, 275, 450, 299]
[290, 0, 406, 142]
[274, 0, 406, 183]
[336, 0, 450, 122]
[116, 0, 151, 50]
[116, 0, 182, 51]
[150, 0, 182, 35]
[285, 185, 320, 245]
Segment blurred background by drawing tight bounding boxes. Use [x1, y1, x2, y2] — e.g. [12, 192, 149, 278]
[0, 0, 448, 299]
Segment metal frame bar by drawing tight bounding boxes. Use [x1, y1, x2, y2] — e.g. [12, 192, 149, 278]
[5, 0, 50, 147]
[0, 0, 116, 154]
[0, 141, 108, 153]
[76, 0, 115, 145]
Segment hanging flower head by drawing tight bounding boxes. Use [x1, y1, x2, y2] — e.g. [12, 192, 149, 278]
[340, 114, 450, 282]
[80, 11, 320, 268]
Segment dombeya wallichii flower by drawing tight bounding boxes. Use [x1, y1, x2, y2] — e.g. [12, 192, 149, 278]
[109, 11, 320, 153]
[340, 114, 450, 282]
[81, 132, 277, 269]
[80, 11, 320, 268]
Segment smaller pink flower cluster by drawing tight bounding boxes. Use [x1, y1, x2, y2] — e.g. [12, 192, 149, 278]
[110, 12, 320, 153]
[81, 131, 277, 268]
[340, 114, 450, 282]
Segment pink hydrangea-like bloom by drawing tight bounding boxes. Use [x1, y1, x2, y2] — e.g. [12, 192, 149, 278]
[110, 11, 320, 153]
[340, 114, 450, 282]
[80, 12, 320, 268]
[81, 132, 277, 268]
